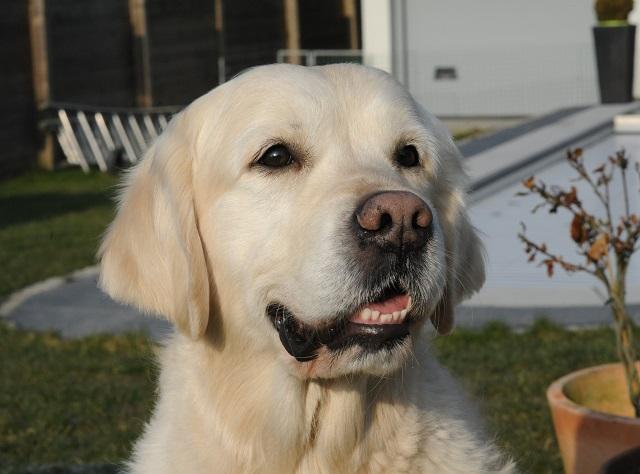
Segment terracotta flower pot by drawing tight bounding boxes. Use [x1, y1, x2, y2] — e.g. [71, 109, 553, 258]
[547, 363, 640, 474]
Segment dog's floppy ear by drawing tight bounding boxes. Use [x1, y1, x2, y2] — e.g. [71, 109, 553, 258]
[430, 194, 485, 334]
[99, 114, 210, 339]
[419, 110, 485, 334]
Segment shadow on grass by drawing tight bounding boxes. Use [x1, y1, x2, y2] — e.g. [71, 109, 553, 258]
[0, 193, 113, 229]
[7, 463, 119, 474]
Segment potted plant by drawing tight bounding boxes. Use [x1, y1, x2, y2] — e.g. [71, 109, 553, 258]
[593, 0, 636, 103]
[517, 148, 640, 474]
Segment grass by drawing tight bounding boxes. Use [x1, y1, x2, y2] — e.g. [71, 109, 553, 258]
[435, 320, 626, 473]
[0, 169, 119, 298]
[452, 127, 488, 142]
[0, 319, 627, 473]
[0, 323, 156, 473]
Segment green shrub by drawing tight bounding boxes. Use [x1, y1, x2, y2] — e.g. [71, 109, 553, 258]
[595, 0, 634, 22]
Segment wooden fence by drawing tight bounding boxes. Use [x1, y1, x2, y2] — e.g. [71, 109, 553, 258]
[1, 1, 36, 176]
[1, 0, 359, 175]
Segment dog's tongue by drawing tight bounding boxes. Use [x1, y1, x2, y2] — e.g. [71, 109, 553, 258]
[367, 294, 410, 313]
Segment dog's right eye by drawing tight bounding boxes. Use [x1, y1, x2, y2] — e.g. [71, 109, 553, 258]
[256, 145, 294, 168]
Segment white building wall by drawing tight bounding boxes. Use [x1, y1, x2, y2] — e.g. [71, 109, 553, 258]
[361, 0, 640, 117]
[361, 0, 393, 73]
[403, 0, 600, 116]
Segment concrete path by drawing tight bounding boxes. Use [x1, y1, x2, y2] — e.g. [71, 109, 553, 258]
[3, 104, 640, 339]
[0, 268, 171, 340]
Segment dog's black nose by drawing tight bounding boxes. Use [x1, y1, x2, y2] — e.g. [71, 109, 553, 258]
[354, 191, 432, 254]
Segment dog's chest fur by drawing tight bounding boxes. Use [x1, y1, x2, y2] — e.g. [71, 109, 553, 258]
[126, 336, 513, 473]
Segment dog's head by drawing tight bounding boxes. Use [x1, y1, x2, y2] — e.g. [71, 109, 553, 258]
[99, 64, 484, 378]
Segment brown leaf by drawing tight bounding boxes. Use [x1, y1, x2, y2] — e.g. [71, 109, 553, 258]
[545, 259, 554, 277]
[563, 186, 579, 206]
[570, 214, 587, 244]
[522, 176, 535, 190]
[567, 148, 582, 162]
[593, 164, 606, 173]
[588, 233, 609, 263]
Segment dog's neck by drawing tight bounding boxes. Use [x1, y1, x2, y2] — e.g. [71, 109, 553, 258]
[170, 333, 414, 472]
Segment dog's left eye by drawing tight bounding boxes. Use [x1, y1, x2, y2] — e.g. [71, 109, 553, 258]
[256, 145, 294, 168]
[395, 145, 420, 168]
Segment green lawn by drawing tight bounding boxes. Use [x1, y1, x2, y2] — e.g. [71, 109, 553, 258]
[0, 169, 119, 298]
[437, 320, 626, 474]
[0, 323, 155, 473]
[0, 320, 624, 473]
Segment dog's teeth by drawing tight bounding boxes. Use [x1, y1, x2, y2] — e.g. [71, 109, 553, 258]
[380, 313, 392, 323]
[370, 310, 380, 321]
[392, 311, 400, 322]
[400, 309, 407, 319]
[361, 308, 372, 321]
[406, 296, 412, 311]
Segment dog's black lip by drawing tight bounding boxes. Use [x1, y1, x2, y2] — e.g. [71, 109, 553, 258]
[323, 321, 410, 352]
[268, 304, 323, 362]
[266, 296, 412, 362]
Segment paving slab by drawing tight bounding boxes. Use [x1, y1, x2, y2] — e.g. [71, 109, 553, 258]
[457, 304, 640, 330]
[458, 106, 586, 158]
[466, 102, 640, 191]
[1, 268, 171, 340]
[463, 123, 640, 315]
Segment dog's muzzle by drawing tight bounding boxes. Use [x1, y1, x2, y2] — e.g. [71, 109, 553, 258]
[268, 191, 433, 362]
[267, 285, 414, 362]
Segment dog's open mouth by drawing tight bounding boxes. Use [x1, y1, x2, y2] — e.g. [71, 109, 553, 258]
[267, 284, 413, 362]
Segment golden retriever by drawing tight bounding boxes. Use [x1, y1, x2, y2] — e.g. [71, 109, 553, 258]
[99, 63, 514, 473]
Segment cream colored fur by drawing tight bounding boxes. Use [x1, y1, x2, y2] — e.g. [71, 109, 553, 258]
[99, 64, 515, 473]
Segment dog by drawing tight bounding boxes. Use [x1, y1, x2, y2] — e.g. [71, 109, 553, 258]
[99, 63, 515, 473]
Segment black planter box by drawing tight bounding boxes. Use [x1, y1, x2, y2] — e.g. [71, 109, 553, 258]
[593, 25, 636, 103]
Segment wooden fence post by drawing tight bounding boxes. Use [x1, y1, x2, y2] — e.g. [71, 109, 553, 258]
[215, 0, 226, 83]
[28, 0, 54, 169]
[342, 0, 360, 50]
[283, 0, 300, 64]
[129, 0, 153, 107]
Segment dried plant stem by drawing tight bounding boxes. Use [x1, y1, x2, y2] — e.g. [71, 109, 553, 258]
[574, 162, 608, 209]
[622, 166, 630, 218]
[519, 148, 640, 417]
[613, 158, 640, 416]
[610, 280, 640, 416]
